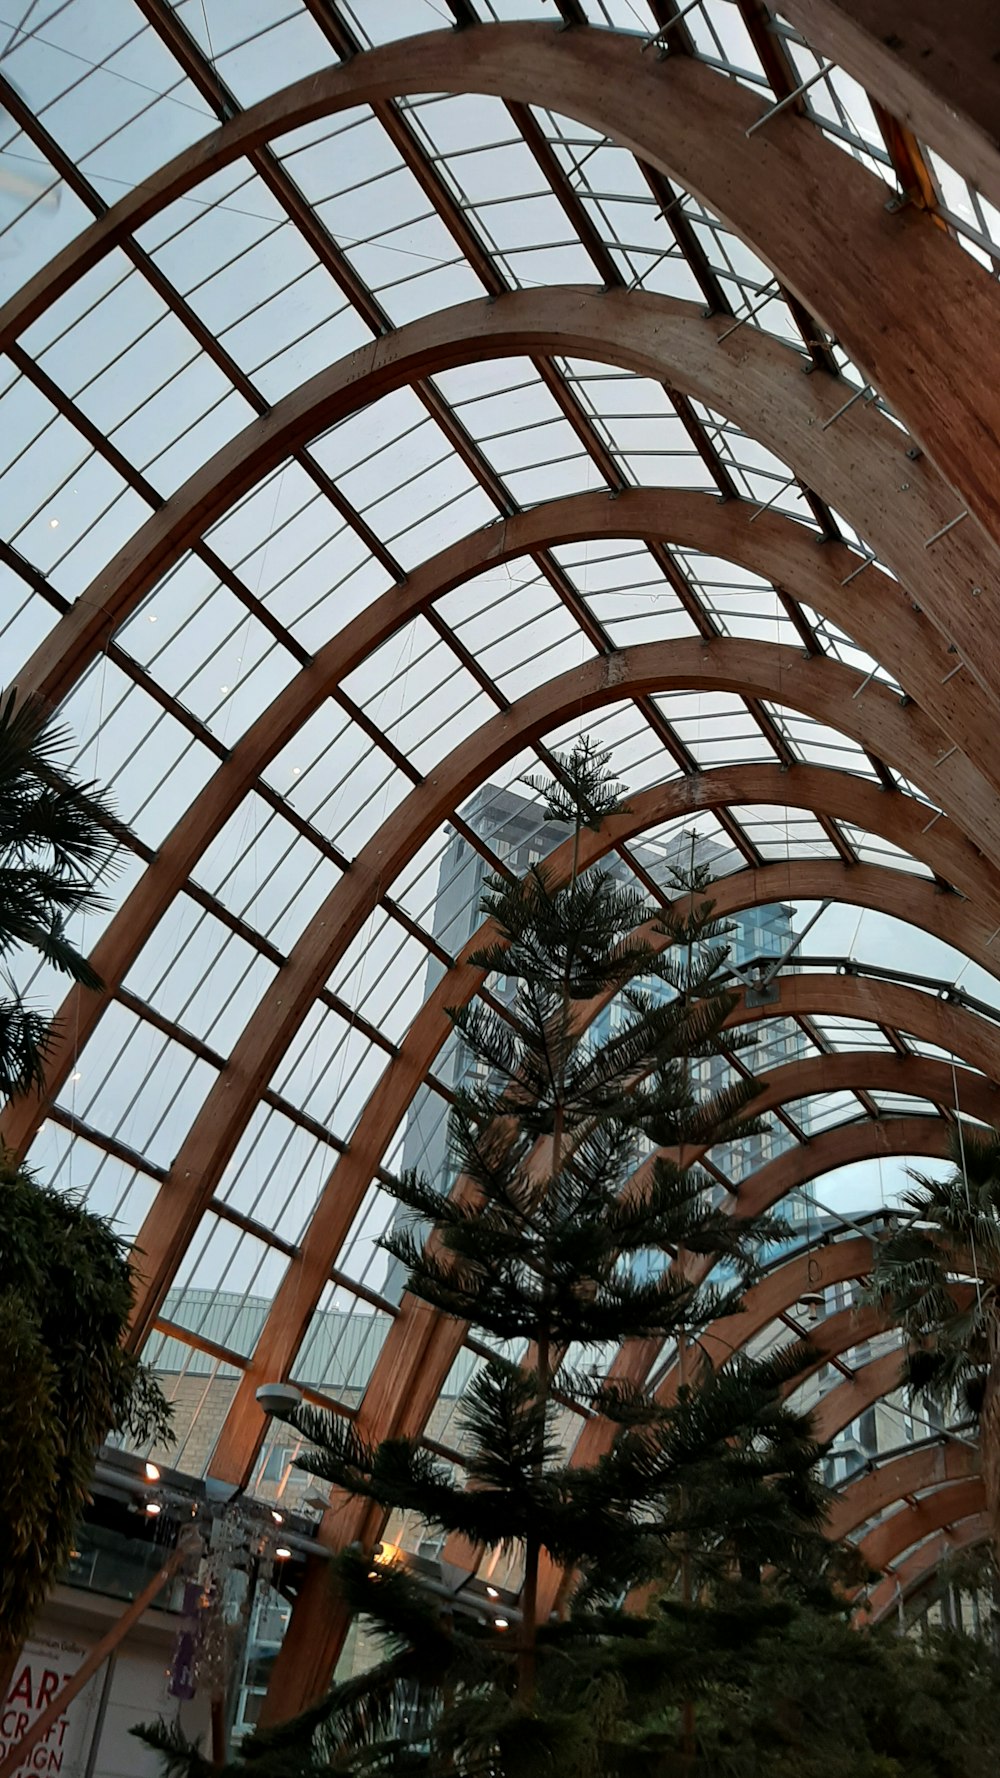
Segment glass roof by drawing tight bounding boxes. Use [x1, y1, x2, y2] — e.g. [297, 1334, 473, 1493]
[3, 0, 998, 1602]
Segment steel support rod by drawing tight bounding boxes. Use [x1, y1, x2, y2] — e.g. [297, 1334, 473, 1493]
[925, 511, 969, 549]
[821, 382, 872, 429]
[851, 662, 880, 700]
[746, 63, 830, 138]
[642, 0, 701, 52]
[716, 282, 780, 342]
[748, 479, 796, 522]
[841, 551, 876, 586]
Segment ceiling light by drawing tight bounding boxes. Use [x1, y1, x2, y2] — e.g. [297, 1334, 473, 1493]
[255, 1382, 303, 1415]
[271, 1510, 284, 1525]
[493, 1617, 509, 1630]
[292, 767, 300, 775]
[48, 517, 58, 529]
[144, 1461, 160, 1482]
[275, 1545, 292, 1561]
[485, 1585, 500, 1600]
[220, 685, 229, 694]
[70, 1070, 81, 1082]
[145, 1502, 162, 1516]
[148, 614, 157, 623]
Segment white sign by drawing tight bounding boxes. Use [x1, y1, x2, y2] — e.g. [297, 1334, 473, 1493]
[0, 1638, 101, 1778]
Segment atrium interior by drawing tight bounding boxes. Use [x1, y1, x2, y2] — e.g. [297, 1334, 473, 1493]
[3, 1, 1000, 1770]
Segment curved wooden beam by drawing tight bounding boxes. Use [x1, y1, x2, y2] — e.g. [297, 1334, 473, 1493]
[858, 1477, 986, 1572]
[119, 639, 1000, 1353]
[864, 1516, 990, 1623]
[637, 1054, 998, 1195]
[211, 876, 1000, 1487]
[728, 974, 1000, 1082]
[193, 780, 1000, 1473]
[17, 289, 1000, 731]
[779, 1, 1000, 214]
[406, 1087, 981, 1604]
[829, 1441, 979, 1543]
[6, 26, 1000, 559]
[264, 1115, 951, 1718]
[662, 1233, 878, 1391]
[812, 1347, 907, 1446]
[493, 1316, 981, 1621]
[9, 479, 999, 1165]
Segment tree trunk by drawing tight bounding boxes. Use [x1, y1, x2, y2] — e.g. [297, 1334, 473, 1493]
[518, 1330, 550, 1708]
[981, 1348, 1000, 1573]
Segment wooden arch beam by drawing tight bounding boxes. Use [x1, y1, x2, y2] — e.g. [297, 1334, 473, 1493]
[573, 1096, 976, 1480]
[813, 1348, 910, 1446]
[120, 638, 1000, 1356]
[829, 1442, 980, 1544]
[858, 1477, 986, 1572]
[781, 1289, 968, 1426]
[582, 1236, 891, 1471]
[463, 1061, 986, 1537]
[503, 1286, 979, 1618]
[210, 849, 1000, 1489]
[636, 1054, 998, 1194]
[9, 480, 999, 1166]
[663, 1233, 878, 1387]
[729, 974, 1000, 1081]
[17, 288, 1000, 733]
[778, 1, 1000, 214]
[864, 1516, 990, 1624]
[6, 25, 1000, 557]
[263, 1114, 951, 1719]
[373, 1058, 983, 1592]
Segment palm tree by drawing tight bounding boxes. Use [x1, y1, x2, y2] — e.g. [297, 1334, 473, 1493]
[869, 1125, 1000, 1561]
[0, 687, 123, 1097]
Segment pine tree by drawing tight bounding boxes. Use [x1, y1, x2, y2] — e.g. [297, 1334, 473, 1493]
[138, 742, 834, 1774]
[618, 1600, 1000, 1776]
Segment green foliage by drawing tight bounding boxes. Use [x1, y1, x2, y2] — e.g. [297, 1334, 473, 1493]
[134, 741, 850, 1775]
[867, 1126, 1000, 1419]
[0, 686, 124, 1094]
[623, 1603, 1000, 1777]
[0, 1156, 172, 1655]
